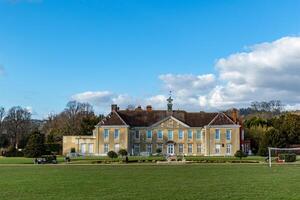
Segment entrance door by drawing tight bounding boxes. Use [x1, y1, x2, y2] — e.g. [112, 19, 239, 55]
[167, 144, 174, 155]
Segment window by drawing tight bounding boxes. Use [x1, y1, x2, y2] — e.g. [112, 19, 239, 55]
[133, 144, 140, 155]
[178, 130, 184, 140]
[215, 144, 221, 154]
[215, 129, 220, 140]
[157, 130, 163, 140]
[147, 130, 152, 139]
[226, 129, 231, 141]
[81, 143, 86, 154]
[188, 130, 193, 139]
[88, 144, 94, 154]
[104, 129, 109, 139]
[114, 144, 120, 152]
[188, 144, 193, 153]
[104, 144, 109, 153]
[197, 144, 201, 153]
[114, 129, 120, 139]
[147, 144, 152, 153]
[157, 144, 163, 152]
[168, 130, 173, 140]
[196, 130, 202, 140]
[179, 144, 184, 154]
[135, 130, 140, 139]
[226, 144, 232, 155]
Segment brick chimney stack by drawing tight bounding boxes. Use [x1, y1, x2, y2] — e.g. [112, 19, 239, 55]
[111, 104, 118, 112]
[231, 108, 238, 123]
[146, 105, 152, 112]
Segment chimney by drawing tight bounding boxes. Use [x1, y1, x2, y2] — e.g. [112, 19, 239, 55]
[111, 104, 118, 112]
[231, 108, 238, 123]
[146, 105, 152, 112]
[135, 105, 142, 111]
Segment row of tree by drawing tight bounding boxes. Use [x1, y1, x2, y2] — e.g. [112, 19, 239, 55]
[244, 114, 300, 155]
[0, 101, 104, 155]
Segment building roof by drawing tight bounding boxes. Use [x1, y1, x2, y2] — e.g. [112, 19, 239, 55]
[98, 109, 237, 127]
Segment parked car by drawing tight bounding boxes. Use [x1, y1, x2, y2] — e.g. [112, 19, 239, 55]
[34, 155, 57, 164]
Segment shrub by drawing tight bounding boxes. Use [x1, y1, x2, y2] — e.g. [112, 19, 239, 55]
[234, 150, 248, 160]
[4, 146, 24, 157]
[45, 143, 62, 155]
[279, 153, 296, 162]
[118, 149, 128, 157]
[107, 151, 118, 159]
[156, 148, 162, 154]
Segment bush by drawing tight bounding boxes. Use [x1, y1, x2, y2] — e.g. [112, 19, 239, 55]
[45, 143, 62, 155]
[4, 146, 24, 157]
[279, 153, 296, 162]
[156, 148, 162, 154]
[118, 149, 128, 157]
[234, 150, 248, 159]
[107, 151, 118, 159]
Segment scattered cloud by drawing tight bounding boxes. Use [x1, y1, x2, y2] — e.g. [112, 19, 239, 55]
[72, 36, 300, 113]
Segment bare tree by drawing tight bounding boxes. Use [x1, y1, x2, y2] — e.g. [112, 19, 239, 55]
[4, 106, 31, 149]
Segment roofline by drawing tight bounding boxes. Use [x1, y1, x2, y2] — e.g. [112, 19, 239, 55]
[207, 112, 237, 127]
[96, 110, 128, 126]
[149, 115, 190, 128]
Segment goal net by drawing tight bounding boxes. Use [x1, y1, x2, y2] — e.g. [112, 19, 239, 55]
[268, 147, 300, 167]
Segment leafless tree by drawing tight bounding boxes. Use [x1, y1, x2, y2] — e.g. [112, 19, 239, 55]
[4, 106, 31, 149]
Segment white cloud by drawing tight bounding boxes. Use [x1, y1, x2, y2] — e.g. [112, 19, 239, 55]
[72, 36, 300, 112]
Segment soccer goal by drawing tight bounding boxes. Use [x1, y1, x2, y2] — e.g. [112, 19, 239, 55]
[268, 147, 300, 167]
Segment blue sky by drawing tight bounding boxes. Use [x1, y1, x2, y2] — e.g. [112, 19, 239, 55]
[1, 0, 300, 118]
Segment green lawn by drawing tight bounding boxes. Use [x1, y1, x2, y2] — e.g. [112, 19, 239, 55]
[0, 164, 300, 200]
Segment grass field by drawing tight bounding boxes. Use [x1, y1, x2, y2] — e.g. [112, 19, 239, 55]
[1, 164, 300, 200]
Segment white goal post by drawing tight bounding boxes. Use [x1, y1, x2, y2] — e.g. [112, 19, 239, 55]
[268, 147, 300, 167]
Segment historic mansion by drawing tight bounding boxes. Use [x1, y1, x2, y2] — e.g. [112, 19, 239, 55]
[63, 97, 244, 156]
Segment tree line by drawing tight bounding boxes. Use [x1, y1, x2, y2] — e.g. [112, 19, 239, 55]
[0, 101, 104, 157]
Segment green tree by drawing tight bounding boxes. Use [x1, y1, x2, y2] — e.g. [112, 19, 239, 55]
[118, 149, 128, 157]
[107, 151, 118, 159]
[24, 131, 46, 158]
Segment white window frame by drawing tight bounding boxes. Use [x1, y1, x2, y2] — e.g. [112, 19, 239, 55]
[178, 130, 184, 140]
[81, 143, 86, 154]
[197, 144, 201, 153]
[196, 130, 202, 140]
[104, 129, 109, 139]
[147, 144, 152, 153]
[133, 144, 140, 154]
[114, 143, 120, 152]
[114, 129, 120, 139]
[179, 144, 184, 154]
[215, 144, 221, 155]
[157, 130, 163, 140]
[88, 143, 94, 154]
[147, 130, 152, 139]
[188, 144, 193, 154]
[215, 129, 220, 140]
[188, 130, 193, 139]
[226, 144, 232, 155]
[226, 129, 232, 141]
[104, 144, 109, 153]
[168, 130, 173, 140]
[135, 130, 140, 139]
